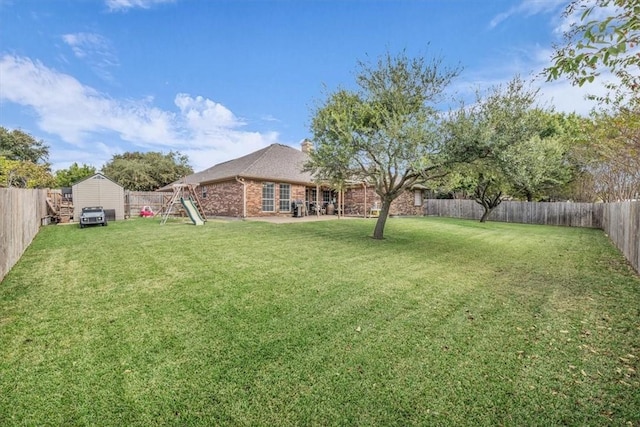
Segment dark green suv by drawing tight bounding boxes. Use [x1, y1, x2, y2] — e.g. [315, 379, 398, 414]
[79, 206, 107, 228]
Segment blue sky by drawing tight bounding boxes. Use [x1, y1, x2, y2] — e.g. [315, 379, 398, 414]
[0, 0, 607, 173]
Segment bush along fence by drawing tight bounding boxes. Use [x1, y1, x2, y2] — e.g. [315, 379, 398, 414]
[424, 199, 639, 274]
[0, 188, 48, 282]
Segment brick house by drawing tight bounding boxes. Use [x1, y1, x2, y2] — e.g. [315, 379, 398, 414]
[161, 141, 426, 218]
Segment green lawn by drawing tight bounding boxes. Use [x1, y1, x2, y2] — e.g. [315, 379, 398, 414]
[1, 217, 639, 426]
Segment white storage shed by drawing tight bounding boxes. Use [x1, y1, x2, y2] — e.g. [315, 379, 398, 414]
[72, 173, 125, 221]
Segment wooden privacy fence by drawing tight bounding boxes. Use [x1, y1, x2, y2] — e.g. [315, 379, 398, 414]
[0, 189, 168, 283]
[124, 191, 168, 218]
[0, 188, 48, 282]
[424, 199, 639, 273]
[602, 201, 640, 274]
[424, 199, 603, 228]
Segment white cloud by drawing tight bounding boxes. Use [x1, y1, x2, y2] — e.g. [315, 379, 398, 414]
[105, 0, 175, 11]
[0, 54, 279, 172]
[62, 32, 119, 82]
[62, 33, 108, 59]
[260, 114, 281, 123]
[451, 41, 607, 117]
[489, 0, 567, 29]
[175, 94, 244, 131]
[536, 77, 602, 115]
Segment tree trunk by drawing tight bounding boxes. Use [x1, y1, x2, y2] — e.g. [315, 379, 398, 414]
[372, 198, 392, 239]
[479, 207, 493, 222]
[474, 182, 502, 223]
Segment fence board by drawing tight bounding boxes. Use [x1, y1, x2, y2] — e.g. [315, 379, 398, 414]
[0, 188, 48, 282]
[603, 201, 640, 274]
[124, 191, 168, 217]
[425, 200, 603, 228]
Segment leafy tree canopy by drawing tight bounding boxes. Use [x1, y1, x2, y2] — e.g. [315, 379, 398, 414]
[441, 78, 574, 221]
[102, 151, 193, 191]
[0, 127, 54, 188]
[570, 108, 640, 201]
[544, 0, 639, 201]
[307, 50, 461, 239]
[0, 156, 56, 188]
[55, 163, 97, 188]
[0, 127, 50, 164]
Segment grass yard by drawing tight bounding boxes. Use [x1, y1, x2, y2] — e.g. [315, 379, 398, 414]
[1, 217, 639, 426]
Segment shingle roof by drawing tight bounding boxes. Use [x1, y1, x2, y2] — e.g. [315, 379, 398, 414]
[159, 144, 314, 191]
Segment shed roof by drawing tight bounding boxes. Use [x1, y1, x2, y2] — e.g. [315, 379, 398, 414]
[71, 172, 123, 189]
[159, 144, 314, 190]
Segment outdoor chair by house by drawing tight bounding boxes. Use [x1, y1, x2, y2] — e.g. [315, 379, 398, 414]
[309, 202, 325, 215]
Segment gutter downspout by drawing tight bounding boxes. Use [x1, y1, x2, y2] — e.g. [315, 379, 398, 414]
[235, 176, 246, 218]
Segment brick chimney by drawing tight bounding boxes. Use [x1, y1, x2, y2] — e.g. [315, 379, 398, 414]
[300, 139, 313, 154]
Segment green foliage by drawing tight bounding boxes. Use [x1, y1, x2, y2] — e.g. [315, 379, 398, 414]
[570, 107, 640, 201]
[0, 127, 54, 188]
[544, 0, 640, 201]
[545, 0, 640, 99]
[0, 126, 49, 164]
[305, 90, 364, 187]
[0, 156, 56, 188]
[442, 79, 578, 220]
[54, 162, 97, 187]
[500, 134, 572, 202]
[307, 50, 461, 239]
[1, 218, 638, 425]
[101, 151, 193, 191]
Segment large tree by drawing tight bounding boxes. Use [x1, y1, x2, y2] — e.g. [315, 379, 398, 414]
[307, 51, 461, 239]
[570, 109, 640, 201]
[0, 127, 49, 164]
[545, 0, 639, 201]
[0, 127, 54, 188]
[0, 156, 56, 188]
[442, 79, 573, 221]
[55, 163, 97, 187]
[499, 112, 575, 202]
[102, 151, 193, 191]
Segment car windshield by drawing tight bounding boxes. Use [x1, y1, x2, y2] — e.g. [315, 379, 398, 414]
[83, 208, 103, 213]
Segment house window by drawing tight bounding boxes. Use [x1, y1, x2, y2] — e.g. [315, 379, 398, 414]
[279, 183, 291, 212]
[414, 189, 423, 206]
[262, 183, 275, 212]
[322, 189, 332, 204]
[308, 188, 317, 202]
[202, 187, 208, 199]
